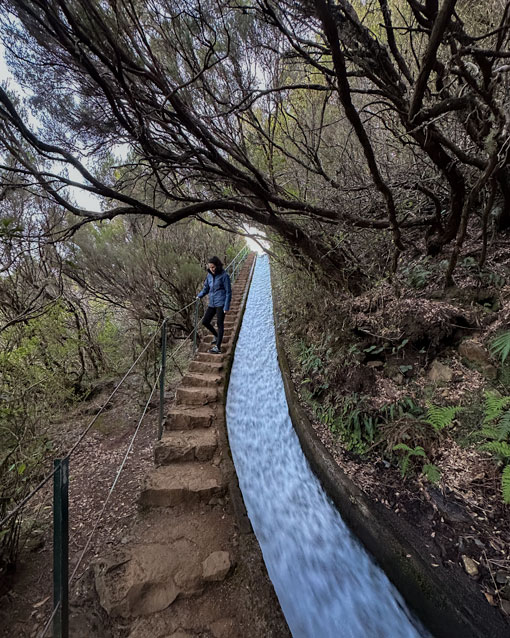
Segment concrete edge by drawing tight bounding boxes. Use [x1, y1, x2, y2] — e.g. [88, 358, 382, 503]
[270, 264, 509, 638]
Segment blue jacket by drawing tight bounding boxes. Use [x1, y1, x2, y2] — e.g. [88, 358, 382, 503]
[197, 269, 232, 311]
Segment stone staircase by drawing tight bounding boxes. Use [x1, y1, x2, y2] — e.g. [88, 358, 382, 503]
[93, 255, 290, 638]
[140, 271, 248, 511]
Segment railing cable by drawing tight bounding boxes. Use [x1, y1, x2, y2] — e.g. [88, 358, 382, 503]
[67, 367, 162, 587]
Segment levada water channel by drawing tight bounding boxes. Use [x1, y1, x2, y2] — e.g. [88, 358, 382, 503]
[226, 255, 430, 638]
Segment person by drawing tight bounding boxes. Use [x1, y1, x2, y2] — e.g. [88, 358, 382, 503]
[197, 256, 232, 354]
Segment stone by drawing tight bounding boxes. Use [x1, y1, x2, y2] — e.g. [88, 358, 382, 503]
[154, 430, 217, 465]
[428, 360, 453, 383]
[139, 464, 226, 508]
[482, 364, 498, 380]
[210, 618, 236, 638]
[175, 386, 218, 406]
[94, 541, 205, 618]
[166, 406, 216, 430]
[458, 340, 491, 365]
[495, 570, 510, 585]
[461, 555, 479, 579]
[202, 551, 231, 582]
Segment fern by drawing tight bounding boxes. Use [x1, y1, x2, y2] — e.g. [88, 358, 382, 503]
[425, 404, 461, 431]
[393, 443, 426, 477]
[479, 441, 510, 461]
[483, 392, 510, 425]
[480, 426, 501, 440]
[490, 331, 510, 364]
[502, 466, 510, 504]
[496, 412, 510, 440]
[422, 463, 441, 484]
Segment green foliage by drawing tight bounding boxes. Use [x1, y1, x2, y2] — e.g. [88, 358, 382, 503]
[402, 259, 433, 289]
[425, 404, 462, 432]
[483, 391, 510, 424]
[490, 332, 510, 365]
[502, 466, 510, 504]
[477, 392, 510, 504]
[392, 443, 426, 477]
[422, 463, 441, 484]
[479, 441, 510, 461]
[297, 340, 324, 375]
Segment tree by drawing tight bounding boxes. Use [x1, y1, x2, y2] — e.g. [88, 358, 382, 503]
[1, 0, 509, 285]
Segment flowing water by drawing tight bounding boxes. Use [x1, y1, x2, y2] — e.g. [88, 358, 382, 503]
[226, 255, 429, 638]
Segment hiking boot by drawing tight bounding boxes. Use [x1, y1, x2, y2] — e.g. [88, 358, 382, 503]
[209, 345, 221, 354]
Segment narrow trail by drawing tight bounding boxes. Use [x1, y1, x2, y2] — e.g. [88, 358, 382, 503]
[226, 255, 429, 638]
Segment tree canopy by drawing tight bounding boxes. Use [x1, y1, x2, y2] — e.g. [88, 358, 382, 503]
[1, 0, 510, 284]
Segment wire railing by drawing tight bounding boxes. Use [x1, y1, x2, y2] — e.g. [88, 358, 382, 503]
[1, 244, 251, 638]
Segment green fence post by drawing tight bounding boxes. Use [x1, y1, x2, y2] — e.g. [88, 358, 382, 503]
[53, 458, 69, 638]
[193, 299, 200, 356]
[158, 320, 167, 441]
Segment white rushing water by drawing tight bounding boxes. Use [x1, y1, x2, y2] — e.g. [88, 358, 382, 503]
[226, 255, 429, 638]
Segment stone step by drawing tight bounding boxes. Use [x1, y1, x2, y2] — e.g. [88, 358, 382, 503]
[139, 464, 226, 507]
[175, 386, 219, 406]
[198, 342, 231, 355]
[95, 510, 235, 620]
[154, 429, 217, 465]
[201, 337, 232, 350]
[195, 352, 228, 363]
[181, 371, 222, 387]
[188, 360, 224, 374]
[166, 405, 216, 430]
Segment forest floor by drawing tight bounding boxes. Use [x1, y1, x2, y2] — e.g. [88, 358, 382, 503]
[275, 239, 510, 626]
[0, 373, 158, 638]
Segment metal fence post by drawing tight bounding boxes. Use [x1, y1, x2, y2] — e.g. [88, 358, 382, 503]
[192, 298, 200, 356]
[158, 320, 167, 441]
[53, 458, 69, 638]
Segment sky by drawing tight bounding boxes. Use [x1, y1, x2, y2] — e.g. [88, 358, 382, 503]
[0, 41, 265, 253]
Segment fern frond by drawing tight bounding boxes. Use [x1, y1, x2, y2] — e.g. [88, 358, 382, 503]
[393, 443, 413, 453]
[502, 465, 510, 505]
[480, 441, 510, 460]
[425, 404, 461, 431]
[497, 411, 510, 441]
[483, 392, 510, 425]
[422, 464, 441, 484]
[480, 427, 501, 440]
[490, 331, 510, 364]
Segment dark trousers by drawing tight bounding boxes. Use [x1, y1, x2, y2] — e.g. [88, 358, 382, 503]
[202, 306, 225, 348]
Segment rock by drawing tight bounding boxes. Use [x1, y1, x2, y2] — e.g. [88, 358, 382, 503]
[458, 340, 491, 365]
[94, 541, 206, 617]
[482, 364, 498, 380]
[461, 555, 479, 579]
[496, 570, 510, 585]
[428, 360, 453, 383]
[202, 551, 231, 582]
[210, 618, 236, 637]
